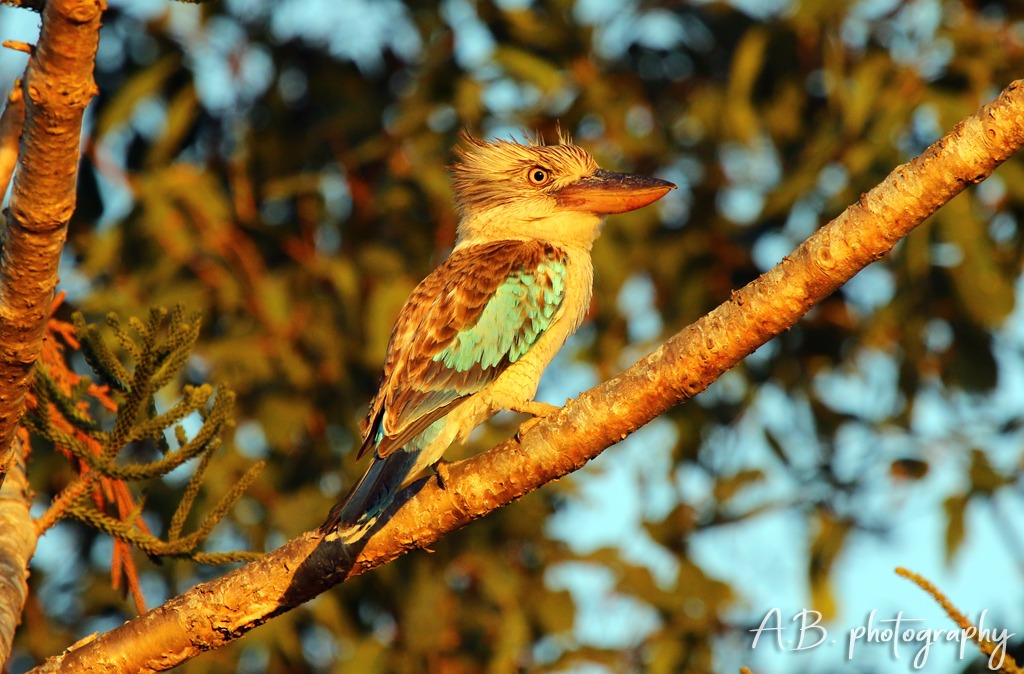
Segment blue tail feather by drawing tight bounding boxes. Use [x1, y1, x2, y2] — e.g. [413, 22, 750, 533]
[322, 418, 446, 542]
[320, 449, 421, 541]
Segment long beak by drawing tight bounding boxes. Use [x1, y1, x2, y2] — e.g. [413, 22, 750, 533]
[556, 169, 676, 214]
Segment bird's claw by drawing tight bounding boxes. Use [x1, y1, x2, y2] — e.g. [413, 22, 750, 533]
[513, 401, 560, 442]
[515, 416, 543, 442]
[508, 400, 560, 418]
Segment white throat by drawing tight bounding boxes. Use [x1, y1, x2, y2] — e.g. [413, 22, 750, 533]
[455, 206, 604, 251]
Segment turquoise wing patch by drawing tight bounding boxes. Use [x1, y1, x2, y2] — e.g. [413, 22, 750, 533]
[368, 241, 569, 458]
[433, 256, 567, 374]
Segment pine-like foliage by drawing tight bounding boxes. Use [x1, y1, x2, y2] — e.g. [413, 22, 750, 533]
[26, 306, 263, 580]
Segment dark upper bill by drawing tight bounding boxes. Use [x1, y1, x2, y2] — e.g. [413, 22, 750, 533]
[556, 168, 676, 215]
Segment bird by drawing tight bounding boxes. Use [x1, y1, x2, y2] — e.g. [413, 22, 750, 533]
[321, 130, 675, 541]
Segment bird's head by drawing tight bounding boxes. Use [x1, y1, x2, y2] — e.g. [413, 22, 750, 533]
[451, 131, 675, 248]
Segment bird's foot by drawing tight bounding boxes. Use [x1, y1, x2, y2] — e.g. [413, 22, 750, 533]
[432, 458, 453, 490]
[512, 401, 560, 441]
[507, 400, 560, 418]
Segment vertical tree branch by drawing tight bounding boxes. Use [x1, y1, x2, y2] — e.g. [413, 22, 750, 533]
[0, 433, 36, 664]
[29, 80, 1024, 674]
[0, 0, 104, 486]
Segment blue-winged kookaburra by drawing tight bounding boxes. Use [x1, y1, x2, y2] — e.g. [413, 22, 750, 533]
[321, 131, 675, 541]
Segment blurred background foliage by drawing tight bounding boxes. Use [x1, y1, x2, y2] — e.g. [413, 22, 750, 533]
[5, 0, 1024, 672]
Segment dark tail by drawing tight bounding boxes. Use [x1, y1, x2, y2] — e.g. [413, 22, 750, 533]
[320, 449, 420, 542]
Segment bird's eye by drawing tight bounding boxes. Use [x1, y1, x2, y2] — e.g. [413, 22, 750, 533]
[527, 167, 551, 185]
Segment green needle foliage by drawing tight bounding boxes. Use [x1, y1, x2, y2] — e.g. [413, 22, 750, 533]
[26, 306, 263, 565]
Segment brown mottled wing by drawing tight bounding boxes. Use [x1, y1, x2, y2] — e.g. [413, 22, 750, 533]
[358, 239, 567, 459]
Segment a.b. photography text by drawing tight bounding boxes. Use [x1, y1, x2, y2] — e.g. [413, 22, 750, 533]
[749, 608, 1015, 670]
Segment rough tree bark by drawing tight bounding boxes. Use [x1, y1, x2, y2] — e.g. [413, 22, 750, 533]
[0, 0, 103, 488]
[27, 80, 1024, 674]
[0, 0, 103, 663]
[0, 436, 33, 665]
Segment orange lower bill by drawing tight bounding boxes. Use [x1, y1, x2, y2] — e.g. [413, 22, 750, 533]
[556, 169, 676, 214]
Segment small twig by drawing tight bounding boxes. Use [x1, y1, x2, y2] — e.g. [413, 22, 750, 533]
[896, 567, 1023, 673]
[1, 41, 33, 55]
[0, 81, 25, 199]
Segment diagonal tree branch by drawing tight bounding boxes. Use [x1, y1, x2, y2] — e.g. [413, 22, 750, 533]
[29, 79, 1024, 673]
[0, 0, 104, 488]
